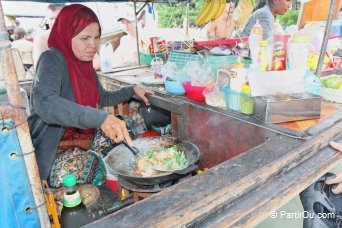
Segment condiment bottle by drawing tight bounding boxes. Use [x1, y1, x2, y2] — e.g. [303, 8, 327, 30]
[249, 20, 263, 68]
[251, 20, 263, 40]
[60, 174, 91, 228]
[257, 40, 268, 71]
[240, 81, 254, 115]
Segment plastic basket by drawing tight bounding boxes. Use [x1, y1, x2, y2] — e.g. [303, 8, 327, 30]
[208, 55, 251, 74]
[222, 86, 254, 114]
[139, 52, 167, 66]
[168, 52, 201, 68]
[168, 52, 252, 72]
[319, 20, 342, 36]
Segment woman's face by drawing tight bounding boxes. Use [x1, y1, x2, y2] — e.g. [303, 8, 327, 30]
[72, 22, 100, 62]
[273, 0, 292, 15]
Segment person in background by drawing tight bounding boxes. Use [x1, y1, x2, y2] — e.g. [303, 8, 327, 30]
[235, 0, 292, 40]
[93, 9, 141, 70]
[11, 27, 33, 71]
[14, 19, 20, 28]
[7, 25, 15, 42]
[206, 1, 235, 40]
[112, 10, 139, 67]
[28, 4, 153, 188]
[32, 3, 65, 69]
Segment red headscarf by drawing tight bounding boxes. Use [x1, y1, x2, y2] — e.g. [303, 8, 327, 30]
[48, 4, 100, 108]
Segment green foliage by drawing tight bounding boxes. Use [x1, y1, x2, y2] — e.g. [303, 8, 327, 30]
[277, 10, 299, 28]
[156, 0, 205, 28]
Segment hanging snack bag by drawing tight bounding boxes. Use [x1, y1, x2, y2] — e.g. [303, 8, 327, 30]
[272, 34, 290, 71]
[149, 37, 167, 54]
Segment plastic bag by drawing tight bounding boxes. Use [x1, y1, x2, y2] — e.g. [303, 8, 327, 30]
[184, 51, 215, 87]
[99, 41, 113, 73]
[203, 74, 230, 108]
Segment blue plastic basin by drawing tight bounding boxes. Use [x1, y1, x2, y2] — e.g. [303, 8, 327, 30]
[164, 76, 190, 95]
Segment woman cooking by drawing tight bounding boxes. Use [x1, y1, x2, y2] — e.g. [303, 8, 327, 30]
[235, 0, 292, 40]
[28, 4, 153, 188]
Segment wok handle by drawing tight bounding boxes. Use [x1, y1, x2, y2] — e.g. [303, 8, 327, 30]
[173, 164, 198, 175]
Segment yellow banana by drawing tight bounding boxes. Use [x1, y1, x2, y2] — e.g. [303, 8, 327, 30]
[195, 0, 212, 26]
[212, 0, 226, 21]
[202, 0, 220, 26]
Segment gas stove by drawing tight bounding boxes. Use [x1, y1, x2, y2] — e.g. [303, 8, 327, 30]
[118, 174, 191, 203]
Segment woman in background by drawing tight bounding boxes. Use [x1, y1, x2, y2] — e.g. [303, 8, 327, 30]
[235, 0, 292, 40]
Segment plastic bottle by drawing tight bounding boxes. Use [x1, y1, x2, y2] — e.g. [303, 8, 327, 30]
[249, 20, 263, 68]
[287, 37, 311, 71]
[251, 20, 263, 40]
[257, 40, 268, 71]
[240, 81, 254, 115]
[60, 174, 91, 228]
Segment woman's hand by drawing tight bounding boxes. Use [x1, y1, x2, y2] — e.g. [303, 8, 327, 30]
[325, 142, 342, 194]
[100, 115, 133, 146]
[133, 86, 154, 105]
[330, 141, 342, 151]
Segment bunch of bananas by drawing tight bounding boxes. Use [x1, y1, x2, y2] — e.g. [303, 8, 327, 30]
[195, 0, 227, 27]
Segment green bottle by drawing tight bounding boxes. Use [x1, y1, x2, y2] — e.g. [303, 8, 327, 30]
[60, 174, 91, 228]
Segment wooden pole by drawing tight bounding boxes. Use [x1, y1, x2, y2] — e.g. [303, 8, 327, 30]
[0, 1, 50, 227]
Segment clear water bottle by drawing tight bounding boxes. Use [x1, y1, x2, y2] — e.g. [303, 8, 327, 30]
[151, 56, 163, 79]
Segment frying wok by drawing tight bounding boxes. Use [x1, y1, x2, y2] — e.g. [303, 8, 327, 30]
[105, 136, 200, 186]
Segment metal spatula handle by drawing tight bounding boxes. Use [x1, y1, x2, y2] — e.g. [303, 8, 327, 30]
[122, 140, 155, 167]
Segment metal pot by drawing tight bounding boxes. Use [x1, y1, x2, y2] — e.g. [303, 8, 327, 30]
[105, 136, 200, 186]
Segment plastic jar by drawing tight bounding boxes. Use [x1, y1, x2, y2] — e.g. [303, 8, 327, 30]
[151, 57, 164, 79]
[287, 37, 311, 71]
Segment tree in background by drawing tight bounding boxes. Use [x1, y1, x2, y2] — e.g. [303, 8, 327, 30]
[156, 0, 299, 29]
[156, 0, 204, 28]
[277, 10, 299, 28]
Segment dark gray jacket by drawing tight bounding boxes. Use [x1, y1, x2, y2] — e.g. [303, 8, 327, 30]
[28, 48, 134, 180]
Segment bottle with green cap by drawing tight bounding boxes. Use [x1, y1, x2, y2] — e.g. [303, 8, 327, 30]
[60, 174, 91, 228]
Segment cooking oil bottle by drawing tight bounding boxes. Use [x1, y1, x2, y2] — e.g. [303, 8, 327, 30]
[60, 174, 91, 228]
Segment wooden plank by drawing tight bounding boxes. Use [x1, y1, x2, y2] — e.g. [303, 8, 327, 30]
[212, 144, 342, 227]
